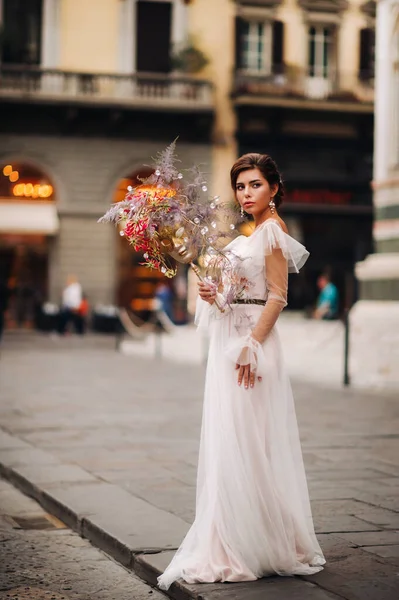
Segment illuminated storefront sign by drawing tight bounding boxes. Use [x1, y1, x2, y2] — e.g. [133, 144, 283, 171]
[286, 190, 353, 205]
[13, 183, 53, 199]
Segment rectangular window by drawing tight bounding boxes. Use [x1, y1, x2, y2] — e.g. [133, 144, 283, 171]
[136, 1, 172, 73]
[241, 20, 273, 75]
[359, 27, 375, 81]
[2, 0, 43, 65]
[308, 26, 332, 78]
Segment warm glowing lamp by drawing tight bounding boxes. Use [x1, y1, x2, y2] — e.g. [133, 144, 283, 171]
[9, 171, 19, 182]
[13, 184, 24, 196]
[12, 183, 54, 198]
[3, 165, 12, 177]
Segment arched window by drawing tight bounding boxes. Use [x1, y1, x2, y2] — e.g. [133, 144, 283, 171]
[0, 162, 55, 202]
[114, 168, 167, 313]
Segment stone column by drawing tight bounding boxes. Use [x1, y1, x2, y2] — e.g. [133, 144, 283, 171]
[41, 0, 61, 68]
[350, 0, 399, 388]
[172, 0, 188, 48]
[118, 0, 135, 73]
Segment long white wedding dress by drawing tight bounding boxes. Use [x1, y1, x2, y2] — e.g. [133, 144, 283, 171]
[158, 219, 325, 590]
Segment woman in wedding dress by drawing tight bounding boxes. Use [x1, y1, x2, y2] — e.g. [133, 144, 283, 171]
[158, 153, 325, 591]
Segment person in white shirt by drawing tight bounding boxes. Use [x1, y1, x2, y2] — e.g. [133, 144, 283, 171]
[58, 275, 84, 335]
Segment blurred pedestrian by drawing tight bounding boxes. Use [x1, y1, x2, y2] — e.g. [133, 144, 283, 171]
[76, 293, 89, 335]
[154, 281, 174, 322]
[58, 275, 84, 335]
[313, 272, 339, 320]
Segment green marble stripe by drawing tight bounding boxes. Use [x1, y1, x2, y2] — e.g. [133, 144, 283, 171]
[360, 279, 399, 301]
[375, 205, 399, 220]
[376, 239, 399, 253]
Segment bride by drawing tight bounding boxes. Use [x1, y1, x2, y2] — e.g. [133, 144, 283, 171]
[157, 153, 325, 590]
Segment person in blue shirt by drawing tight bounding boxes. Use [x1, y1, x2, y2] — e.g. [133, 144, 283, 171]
[314, 273, 339, 320]
[154, 282, 174, 322]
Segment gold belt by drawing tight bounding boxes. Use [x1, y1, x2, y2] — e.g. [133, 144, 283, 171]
[232, 299, 266, 306]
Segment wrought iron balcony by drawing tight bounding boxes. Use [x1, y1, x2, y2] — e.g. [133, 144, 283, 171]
[233, 66, 374, 108]
[0, 66, 214, 111]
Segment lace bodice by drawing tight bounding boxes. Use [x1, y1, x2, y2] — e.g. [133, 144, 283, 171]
[204, 219, 309, 306]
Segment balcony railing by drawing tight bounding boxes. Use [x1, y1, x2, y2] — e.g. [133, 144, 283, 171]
[0, 66, 214, 110]
[234, 66, 374, 105]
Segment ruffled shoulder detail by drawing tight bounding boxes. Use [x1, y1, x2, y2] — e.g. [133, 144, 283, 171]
[250, 219, 309, 273]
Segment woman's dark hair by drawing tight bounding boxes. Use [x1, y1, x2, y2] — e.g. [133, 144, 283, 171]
[230, 153, 285, 209]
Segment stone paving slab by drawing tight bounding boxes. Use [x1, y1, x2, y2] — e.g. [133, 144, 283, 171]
[0, 441, 189, 554]
[302, 534, 399, 600]
[313, 515, 380, 533]
[362, 545, 399, 559]
[0, 429, 31, 449]
[0, 479, 166, 600]
[1, 333, 399, 600]
[135, 551, 343, 600]
[0, 447, 60, 466]
[15, 463, 98, 486]
[334, 531, 399, 547]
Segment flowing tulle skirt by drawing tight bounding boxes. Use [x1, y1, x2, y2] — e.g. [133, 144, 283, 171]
[158, 305, 325, 590]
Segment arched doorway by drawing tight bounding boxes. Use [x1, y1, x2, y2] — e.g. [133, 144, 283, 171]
[113, 169, 188, 322]
[114, 169, 163, 316]
[0, 161, 57, 328]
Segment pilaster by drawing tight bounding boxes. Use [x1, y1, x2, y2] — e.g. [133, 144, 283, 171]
[350, 0, 399, 388]
[41, 0, 61, 68]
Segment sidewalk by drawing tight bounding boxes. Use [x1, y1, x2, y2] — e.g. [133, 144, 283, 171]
[120, 312, 399, 391]
[120, 313, 349, 389]
[0, 331, 398, 600]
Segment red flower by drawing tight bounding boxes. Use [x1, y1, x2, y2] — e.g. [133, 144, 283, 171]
[124, 219, 149, 240]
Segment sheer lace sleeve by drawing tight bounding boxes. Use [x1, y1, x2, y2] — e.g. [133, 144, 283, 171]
[251, 246, 288, 344]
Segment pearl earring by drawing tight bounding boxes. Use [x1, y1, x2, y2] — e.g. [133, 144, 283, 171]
[269, 197, 276, 214]
[240, 206, 244, 218]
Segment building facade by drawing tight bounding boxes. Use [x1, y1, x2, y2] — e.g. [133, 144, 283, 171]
[0, 0, 215, 326]
[350, 0, 399, 387]
[188, 0, 376, 311]
[0, 0, 376, 326]
[230, 0, 376, 310]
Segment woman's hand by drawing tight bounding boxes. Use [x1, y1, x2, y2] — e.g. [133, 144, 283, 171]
[198, 281, 217, 305]
[235, 342, 262, 389]
[235, 362, 262, 389]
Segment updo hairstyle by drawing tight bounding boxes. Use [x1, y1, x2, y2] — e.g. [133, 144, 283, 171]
[230, 153, 285, 209]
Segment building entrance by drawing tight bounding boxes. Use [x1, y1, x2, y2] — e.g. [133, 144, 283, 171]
[0, 161, 57, 329]
[282, 208, 373, 315]
[113, 170, 164, 316]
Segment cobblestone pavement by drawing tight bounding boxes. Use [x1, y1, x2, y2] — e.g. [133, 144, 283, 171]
[0, 477, 164, 600]
[0, 332, 399, 600]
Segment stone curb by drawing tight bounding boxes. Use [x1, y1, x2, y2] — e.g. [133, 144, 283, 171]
[0, 456, 171, 598]
[0, 455, 356, 600]
[2, 428, 398, 600]
[0, 451, 347, 600]
[0, 456, 184, 595]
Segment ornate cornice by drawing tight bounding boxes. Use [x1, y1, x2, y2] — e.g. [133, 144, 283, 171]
[361, 1, 376, 19]
[298, 0, 348, 12]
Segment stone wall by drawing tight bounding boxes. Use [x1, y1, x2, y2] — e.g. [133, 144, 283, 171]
[0, 134, 212, 305]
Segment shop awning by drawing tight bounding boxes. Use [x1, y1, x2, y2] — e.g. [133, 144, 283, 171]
[0, 201, 59, 234]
